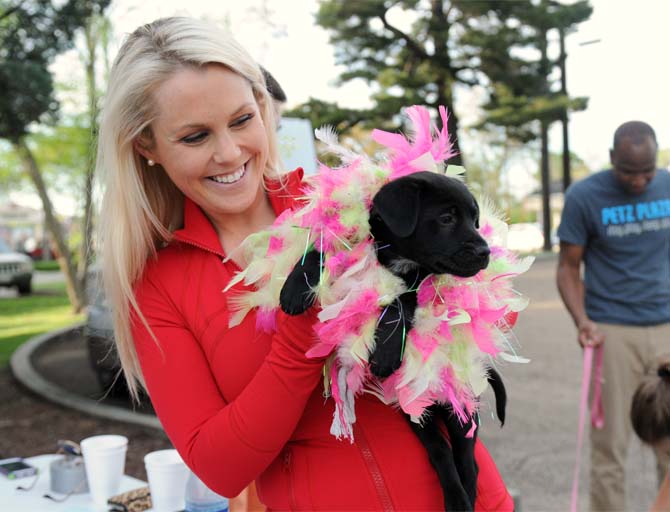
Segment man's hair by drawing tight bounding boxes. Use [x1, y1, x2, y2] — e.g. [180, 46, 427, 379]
[261, 67, 287, 103]
[613, 121, 657, 149]
[630, 360, 670, 445]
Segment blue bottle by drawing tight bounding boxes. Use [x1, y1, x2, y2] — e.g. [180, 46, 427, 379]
[184, 470, 230, 512]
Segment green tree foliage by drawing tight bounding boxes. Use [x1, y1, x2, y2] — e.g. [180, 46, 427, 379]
[285, 99, 373, 134]
[79, 12, 113, 294]
[0, 140, 21, 189]
[0, 0, 110, 311]
[0, 0, 107, 141]
[301, 0, 482, 163]
[460, 127, 521, 208]
[290, 0, 591, 168]
[472, 0, 593, 140]
[547, 150, 591, 182]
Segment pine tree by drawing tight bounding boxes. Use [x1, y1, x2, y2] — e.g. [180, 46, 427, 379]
[287, 0, 591, 169]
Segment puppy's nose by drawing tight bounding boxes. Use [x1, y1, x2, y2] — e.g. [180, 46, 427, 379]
[474, 246, 490, 259]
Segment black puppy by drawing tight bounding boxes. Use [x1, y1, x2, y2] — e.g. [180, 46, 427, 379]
[280, 171, 506, 511]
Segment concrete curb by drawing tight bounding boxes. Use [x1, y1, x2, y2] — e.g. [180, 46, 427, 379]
[10, 324, 162, 431]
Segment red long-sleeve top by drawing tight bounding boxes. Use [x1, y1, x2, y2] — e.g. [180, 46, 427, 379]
[132, 169, 513, 511]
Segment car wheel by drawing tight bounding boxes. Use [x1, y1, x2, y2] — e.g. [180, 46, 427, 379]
[17, 279, 32, 295]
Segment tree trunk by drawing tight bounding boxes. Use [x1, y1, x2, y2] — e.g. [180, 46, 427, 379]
[15, 138, 85, 312]
[539, 26, 552, 251]
[540, 120, 552, 252]
[431, 0, 463, 166]
[78, 19, 99, 302]
[558, 27, 571, 191]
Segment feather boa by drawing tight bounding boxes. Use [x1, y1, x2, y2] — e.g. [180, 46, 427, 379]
[226, 105, 532, 441]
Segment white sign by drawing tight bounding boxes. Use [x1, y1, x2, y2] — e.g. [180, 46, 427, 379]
[277, 117, 318, 176]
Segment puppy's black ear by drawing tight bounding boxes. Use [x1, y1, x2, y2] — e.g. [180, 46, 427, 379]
[372, 179, 421, 238]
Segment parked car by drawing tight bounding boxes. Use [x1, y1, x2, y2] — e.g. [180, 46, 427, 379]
[0, 238, 33, 295]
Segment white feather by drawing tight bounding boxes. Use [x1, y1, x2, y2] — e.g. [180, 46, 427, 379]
[315, 125, 339, 146]
[318, 290, 354, 322]
[224, 270, 248, 293]
[446, 164, 466, 177]
[410, 152, 439, 173]
[315, 125, 360, 163]
[500, 352, 531, 364]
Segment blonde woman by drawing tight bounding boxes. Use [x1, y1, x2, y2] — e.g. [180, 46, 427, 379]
[98, 17, 512, 510]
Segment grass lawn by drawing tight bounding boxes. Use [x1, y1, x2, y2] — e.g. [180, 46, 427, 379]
[0, 282, 84, 367]
[34, 260, 61, 272]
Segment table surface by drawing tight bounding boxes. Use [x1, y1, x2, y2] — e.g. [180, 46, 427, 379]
[0, 454, 147, 512]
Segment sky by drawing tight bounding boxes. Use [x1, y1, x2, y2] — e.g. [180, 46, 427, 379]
[13, 0, 670, 214]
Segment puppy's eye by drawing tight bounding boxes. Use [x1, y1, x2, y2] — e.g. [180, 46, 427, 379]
[438, 207, 458, 226]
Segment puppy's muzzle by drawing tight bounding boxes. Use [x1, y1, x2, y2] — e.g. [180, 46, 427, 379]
[435, 242, 490, 277]
[463, 243, 491, 265]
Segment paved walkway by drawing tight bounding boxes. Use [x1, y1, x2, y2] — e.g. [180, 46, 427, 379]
[480, 254, 659, 511]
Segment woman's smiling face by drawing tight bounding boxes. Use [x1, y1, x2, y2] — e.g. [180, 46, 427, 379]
[139, 63, 269, 229]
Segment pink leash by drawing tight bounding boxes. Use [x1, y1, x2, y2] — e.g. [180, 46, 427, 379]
[570, 345, 605, 512]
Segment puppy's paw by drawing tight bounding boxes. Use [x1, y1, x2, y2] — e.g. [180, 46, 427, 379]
[279, 251, 322, 315]
[369, 353, 402, 378]
[370, 303, 406, 377]
[280, 287, 316, 315]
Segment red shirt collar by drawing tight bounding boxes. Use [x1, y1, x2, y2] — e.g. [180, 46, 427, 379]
[172, 168, 305, 257]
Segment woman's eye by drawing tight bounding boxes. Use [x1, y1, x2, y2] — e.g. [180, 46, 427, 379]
[231, 113, 254, 128]
[181, 131, 208, 144]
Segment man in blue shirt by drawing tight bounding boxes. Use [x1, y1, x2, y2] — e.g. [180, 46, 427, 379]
[557, 121, 670, 511]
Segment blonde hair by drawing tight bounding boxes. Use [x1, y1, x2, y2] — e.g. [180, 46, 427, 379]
[97, 17, 280, 399]
[631, 359, 670, 445]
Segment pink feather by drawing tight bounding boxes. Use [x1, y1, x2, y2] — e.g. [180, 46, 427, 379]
[306, 339, 338, 358]
[255, 309, 277, 333]
[416, 276, 437, 306]
[373, 105, 457, 179]
[267, 236, 284, 256]
[316, 289, 380, 348]
[346, 364, 367, 394]
[398, 386, 436, 418]
[409, 331, 440, 361]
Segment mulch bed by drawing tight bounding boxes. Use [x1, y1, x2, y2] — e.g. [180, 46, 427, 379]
[0, 367, 172, 480]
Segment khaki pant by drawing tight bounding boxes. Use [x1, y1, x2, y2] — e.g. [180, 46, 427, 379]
[590, 323, 670, 512]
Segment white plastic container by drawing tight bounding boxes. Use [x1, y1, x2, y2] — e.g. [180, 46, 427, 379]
[80, 434, 128, 506]
[144, 449, 189, 512]
[184, 470, 229, 512]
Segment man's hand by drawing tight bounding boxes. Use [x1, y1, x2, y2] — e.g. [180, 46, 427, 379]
[577, 319, 605, 348]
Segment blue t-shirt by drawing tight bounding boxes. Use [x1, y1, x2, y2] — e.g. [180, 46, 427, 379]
[558, 169, 670, 326]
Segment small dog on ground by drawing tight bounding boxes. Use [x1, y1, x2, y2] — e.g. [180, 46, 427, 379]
[280, 171, 507, 512]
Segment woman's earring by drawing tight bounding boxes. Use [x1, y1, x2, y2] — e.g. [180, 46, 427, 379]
[147, 159, 155, 167]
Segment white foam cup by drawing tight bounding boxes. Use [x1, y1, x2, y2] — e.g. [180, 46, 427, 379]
[144, 449, 189, 512]
[80, 434, 128, 506]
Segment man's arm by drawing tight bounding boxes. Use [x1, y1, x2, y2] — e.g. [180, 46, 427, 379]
[556, 241, 604, 347]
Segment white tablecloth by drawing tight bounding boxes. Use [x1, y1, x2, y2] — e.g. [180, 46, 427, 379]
[0, 454, 146, 512]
